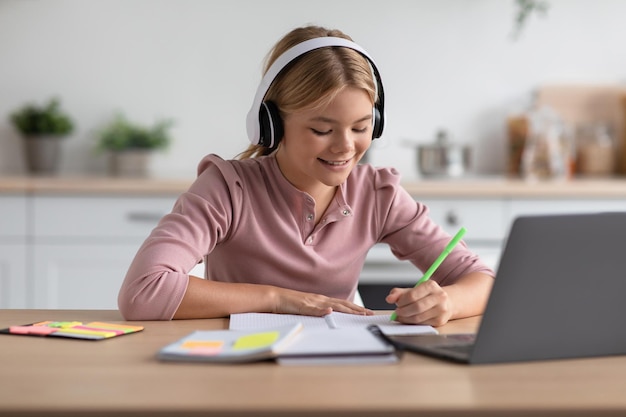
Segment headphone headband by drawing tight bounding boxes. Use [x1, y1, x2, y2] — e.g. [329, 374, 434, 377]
[246, 36, 385, 147]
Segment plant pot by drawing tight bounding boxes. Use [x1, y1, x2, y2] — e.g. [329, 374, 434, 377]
[23, 135, 63, 174]
[108, 150, 152, 177]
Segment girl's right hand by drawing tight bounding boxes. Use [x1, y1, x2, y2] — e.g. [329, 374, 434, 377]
[272, 287, 373, 317]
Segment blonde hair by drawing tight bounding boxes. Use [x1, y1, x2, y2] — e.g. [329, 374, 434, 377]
[238, 26, 377, 159]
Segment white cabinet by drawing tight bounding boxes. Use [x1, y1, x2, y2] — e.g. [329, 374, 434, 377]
[418, 198, 507, 241]
[0, 244, 27, 308]
[32, 196, 175, 240]
[0, 193, 204, 309]
[29, 195, 178, 309]
[0, 195, 28, 237]
[31, 243, 141, 309]
[0, 195, 28, 308]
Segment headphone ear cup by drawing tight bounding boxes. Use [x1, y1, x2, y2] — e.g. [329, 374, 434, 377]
[372, 106, 383, 139]
[259, 101, 284, 148]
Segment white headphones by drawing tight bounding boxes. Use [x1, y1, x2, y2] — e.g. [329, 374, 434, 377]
[246, 37, 386, 149]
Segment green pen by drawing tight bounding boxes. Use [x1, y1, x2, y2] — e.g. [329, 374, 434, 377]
[389, 227, 467, 321]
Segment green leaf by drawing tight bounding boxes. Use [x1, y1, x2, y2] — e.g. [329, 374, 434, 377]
[9, 97, 75, 136]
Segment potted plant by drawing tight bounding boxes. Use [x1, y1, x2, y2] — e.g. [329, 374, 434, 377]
[9, 97, 75, 174]
[97, 113, 173, 177]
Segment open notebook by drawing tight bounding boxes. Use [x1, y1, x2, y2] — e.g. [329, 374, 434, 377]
[230, 312, 436, 365]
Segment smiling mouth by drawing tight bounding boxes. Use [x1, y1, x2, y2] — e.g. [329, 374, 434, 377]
[318, 158, 350, 166]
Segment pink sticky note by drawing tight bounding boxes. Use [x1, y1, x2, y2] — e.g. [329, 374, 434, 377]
[9, 325, 58, 335]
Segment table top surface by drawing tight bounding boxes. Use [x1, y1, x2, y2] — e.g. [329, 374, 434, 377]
[1, 309, 625, 416]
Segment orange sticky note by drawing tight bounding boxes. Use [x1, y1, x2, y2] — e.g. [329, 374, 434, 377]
[182, 340, 224, 355]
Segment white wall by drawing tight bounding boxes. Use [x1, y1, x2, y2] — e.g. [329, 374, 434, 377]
[1, 0, 625, 179]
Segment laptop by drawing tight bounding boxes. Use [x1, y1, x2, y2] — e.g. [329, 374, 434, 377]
[377, 212, 626, 364]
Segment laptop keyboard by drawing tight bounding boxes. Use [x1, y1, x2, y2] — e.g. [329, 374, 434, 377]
[437, 334, 476, 355]
[437, 343, 474, 355]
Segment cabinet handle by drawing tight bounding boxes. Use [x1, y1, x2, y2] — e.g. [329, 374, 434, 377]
[126, 212, 165, 223]
[445, 211, 459, 226]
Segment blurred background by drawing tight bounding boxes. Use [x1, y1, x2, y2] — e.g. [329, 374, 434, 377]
[2, 0, 625, 180]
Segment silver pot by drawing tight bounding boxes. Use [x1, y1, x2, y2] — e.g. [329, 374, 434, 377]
[417, 131, 472, 178]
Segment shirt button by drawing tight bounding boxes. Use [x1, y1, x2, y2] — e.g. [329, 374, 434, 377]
[307, 236, 313, 244]
[306, 214, 314, 221]
[342, 209, 350, 216]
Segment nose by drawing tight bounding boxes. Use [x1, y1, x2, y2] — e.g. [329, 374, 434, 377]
[330, 129, 355, 154]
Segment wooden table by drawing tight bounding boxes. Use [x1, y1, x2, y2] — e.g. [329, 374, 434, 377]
[1, 309, 625, 416]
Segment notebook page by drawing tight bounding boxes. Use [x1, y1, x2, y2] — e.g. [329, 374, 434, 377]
[229, 312, 437, 335]
[230, 313, 328, 330]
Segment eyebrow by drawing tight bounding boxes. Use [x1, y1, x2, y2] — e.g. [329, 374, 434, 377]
[310, 114, 372, 124]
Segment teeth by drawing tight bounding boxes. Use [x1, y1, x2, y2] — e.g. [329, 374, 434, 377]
[323, 160, 347, 166]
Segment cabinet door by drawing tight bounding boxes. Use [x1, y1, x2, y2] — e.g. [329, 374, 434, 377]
[31, 243, 141, 309]
[0, 195, 28, 237]
[0, 195, 28, 308]
[0, 244, 27, 308]
[418, 198, 507, 241]
[32, 195, 178, 239]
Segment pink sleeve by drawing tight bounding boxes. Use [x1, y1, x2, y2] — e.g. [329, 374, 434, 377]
[118, 155, 239, 320]
[374, 169, 494, 285]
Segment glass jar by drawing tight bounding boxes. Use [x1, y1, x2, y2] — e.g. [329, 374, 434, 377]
[520, 104, 573, 180]
[576, 124, 616, 177]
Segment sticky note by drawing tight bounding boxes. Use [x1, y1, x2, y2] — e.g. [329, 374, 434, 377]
[86, 322, 144, 333]
[48, 321, 83, 328]
[71, 325, 125, 336]
[51, 328, 117, 339]
[233, 331, 279, 350]
[31, 321, 54, 327]
[9, 325, 58, 335]
[182, 340, 224, 355]
[2, 320, 144, 341]
[182, 340, 224, 349]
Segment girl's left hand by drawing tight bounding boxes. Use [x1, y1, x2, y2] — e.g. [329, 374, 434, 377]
[385, 280, 453, 327]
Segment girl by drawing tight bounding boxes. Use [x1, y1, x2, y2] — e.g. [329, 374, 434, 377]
[118, 25, 494, 325]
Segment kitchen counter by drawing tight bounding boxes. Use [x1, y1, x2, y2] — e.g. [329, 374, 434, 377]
[3, 174, 626, 197]
[402, 176, 626, 198]
[0, 175, 193, 195]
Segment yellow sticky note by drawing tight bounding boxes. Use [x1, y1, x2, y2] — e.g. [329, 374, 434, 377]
[48, 321, 83, 328]
[53, 328, 117, 338]
[86, 322, 144, 333]
[233, 331, 280, 350]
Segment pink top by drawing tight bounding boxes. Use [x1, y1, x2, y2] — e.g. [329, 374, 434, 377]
[118, 154, 494, 320]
